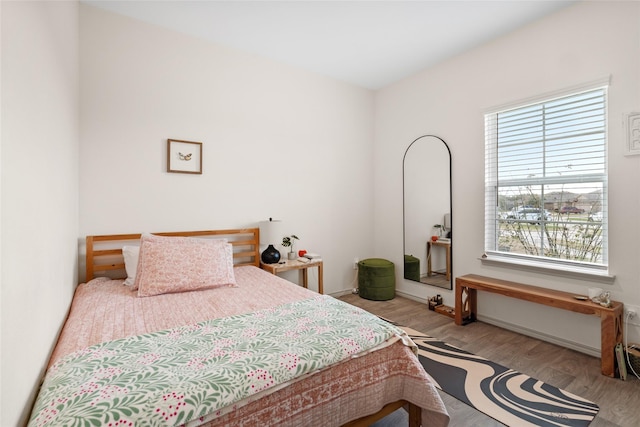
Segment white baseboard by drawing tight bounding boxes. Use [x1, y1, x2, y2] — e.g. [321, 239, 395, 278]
[394, 289, 429, 304]
[331, 288, 429, 304]
[395, 292, 600, 357]
[334, 287, 600, 358]
[477, 315, 600, 358]
[330, 289, 354, 298]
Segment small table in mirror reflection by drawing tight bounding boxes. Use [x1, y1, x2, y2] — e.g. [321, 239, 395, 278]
[427, 239, 451, 282]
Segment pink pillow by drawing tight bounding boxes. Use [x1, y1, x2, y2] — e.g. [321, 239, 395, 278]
[135, 234, 237, 297]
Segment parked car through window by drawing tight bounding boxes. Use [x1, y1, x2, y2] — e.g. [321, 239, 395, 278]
[559, 206, 585, 214]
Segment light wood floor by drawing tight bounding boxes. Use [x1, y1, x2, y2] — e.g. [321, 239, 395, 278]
[338, 293, 640, 427]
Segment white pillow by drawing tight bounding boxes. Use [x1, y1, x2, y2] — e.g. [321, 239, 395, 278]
[122, 245, 140, 287]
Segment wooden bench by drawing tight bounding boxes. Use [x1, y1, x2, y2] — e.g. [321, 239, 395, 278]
[455, 274, 623, 377]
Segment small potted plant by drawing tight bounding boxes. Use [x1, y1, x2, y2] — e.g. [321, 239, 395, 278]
[282, 235, 299, 260]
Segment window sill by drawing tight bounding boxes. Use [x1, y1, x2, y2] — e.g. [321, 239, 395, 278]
[479, 254, 615, 284]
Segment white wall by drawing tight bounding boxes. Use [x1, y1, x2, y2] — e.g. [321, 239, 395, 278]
[3, 1, 637, 423]
[375, 1, 640, 350]
[79, 5, 375, 293]
[1, 1, 79, 425]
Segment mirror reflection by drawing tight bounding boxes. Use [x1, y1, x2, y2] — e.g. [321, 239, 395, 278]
[403, 135, 452, 290]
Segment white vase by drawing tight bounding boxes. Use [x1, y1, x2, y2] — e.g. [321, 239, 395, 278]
[288, 252, 297, 260]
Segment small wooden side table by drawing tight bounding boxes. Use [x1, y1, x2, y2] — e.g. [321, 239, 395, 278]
[261, 259, 323, 294]
[427, 240, 451, 281]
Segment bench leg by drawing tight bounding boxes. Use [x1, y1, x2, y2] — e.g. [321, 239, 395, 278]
[455, 283, 476, 325]
[601, 306, 623, 377]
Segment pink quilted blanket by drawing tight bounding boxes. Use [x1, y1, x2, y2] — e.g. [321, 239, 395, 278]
[36, 266, 449, 426]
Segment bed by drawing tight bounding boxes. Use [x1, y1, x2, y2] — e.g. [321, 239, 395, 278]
[29, 228, 449, 426]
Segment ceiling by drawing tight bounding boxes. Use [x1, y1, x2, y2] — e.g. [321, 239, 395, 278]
[85, 0, 577, 89]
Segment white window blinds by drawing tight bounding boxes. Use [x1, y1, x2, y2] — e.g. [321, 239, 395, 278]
[484, 85, 608, 271]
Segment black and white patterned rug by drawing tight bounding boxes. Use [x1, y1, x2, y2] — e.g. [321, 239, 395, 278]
[403, 327, 599, 427]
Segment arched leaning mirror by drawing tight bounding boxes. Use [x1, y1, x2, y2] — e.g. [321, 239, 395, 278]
[403, 135, 452, 290]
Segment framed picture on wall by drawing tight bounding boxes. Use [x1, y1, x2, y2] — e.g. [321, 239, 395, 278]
[167, 139, 203, 174]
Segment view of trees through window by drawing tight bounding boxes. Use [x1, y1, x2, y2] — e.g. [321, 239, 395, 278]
[496, 184, 604, 263]
[486, 86, 607, 268]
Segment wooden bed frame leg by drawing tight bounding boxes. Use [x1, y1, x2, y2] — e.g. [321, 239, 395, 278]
[342, 400, 420, 427]
[406, 402, 421, 427]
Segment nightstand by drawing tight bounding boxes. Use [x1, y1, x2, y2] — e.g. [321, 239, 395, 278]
[427, 240, 451, 281]
[261, 259, 323, 294]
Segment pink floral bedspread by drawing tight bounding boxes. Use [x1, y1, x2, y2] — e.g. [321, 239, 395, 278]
[30, 296, 408, 426]
[33, 266, 449, 426]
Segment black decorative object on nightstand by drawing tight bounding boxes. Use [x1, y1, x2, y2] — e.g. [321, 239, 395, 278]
[261, 244, 281, 264]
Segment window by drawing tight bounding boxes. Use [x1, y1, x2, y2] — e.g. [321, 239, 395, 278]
[484, 84, 608, 274]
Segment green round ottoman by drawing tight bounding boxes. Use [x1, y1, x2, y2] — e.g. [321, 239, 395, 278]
[358, 258, 395, 301]
[404, 254, 420, 281]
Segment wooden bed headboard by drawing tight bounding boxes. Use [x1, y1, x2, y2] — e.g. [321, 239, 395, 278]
[86, 228, 261, 281]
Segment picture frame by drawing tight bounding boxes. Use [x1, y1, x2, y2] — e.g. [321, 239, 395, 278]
[625, 112, 640, 156]
[167, 139, 203, 174]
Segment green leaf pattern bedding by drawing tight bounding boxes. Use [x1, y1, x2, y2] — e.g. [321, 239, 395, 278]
[29, 295, 406, 426]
